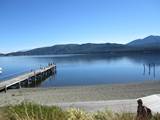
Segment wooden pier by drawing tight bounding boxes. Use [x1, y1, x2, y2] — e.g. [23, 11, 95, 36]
[0, 64, 56, 92]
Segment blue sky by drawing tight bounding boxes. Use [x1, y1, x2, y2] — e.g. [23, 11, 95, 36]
[0, 0, 160, 53]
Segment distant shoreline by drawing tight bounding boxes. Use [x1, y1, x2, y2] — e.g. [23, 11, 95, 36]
[1, 51, 160, 57]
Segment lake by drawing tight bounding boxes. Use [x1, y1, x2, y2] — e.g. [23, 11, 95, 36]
[0, 54, 160, 87]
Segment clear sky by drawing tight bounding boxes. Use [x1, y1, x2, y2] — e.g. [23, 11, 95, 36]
[0, 0, 160, 53]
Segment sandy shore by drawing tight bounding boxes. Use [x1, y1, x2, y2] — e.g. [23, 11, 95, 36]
[0, 81, 160, 112]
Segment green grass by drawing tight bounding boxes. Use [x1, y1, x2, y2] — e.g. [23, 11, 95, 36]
[0, 102, 159, 120]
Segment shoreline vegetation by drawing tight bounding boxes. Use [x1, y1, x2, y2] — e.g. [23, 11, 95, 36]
[0, 102, 160, 120]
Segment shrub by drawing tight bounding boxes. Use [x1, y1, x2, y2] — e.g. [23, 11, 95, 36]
[7, 102, 66, 120]
[66, 108, 93, 120]
[93, 110, 114, 120]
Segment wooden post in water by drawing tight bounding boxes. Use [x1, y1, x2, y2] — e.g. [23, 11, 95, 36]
[143, 64, 145, 75]
[148, 64, 151, 75]
[153, 63, 156, 79]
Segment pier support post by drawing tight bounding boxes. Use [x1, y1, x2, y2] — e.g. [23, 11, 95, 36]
[19, 82, 21, 89]
[53, 68, 54, 73]
[27, 78, 30, 87]
[40, 73, 43, 80]
[5, 86, 7, 93]
[34, 76, 37, 86]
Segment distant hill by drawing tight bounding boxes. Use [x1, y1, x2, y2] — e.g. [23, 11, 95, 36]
[0, 53, 4, 56]
[6, 43, 126, 56]
[5, 35, 160, 56]
[127, 35, 160, 47]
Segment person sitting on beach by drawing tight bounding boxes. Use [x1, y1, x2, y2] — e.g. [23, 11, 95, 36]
[136, 99, 152, 120]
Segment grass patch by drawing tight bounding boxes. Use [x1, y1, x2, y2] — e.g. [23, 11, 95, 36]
[7, 102, 66, 120]
[0, 102, 159, 120]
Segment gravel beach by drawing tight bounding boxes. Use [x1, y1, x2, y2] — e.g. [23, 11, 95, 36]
[0, 81, 160, 112]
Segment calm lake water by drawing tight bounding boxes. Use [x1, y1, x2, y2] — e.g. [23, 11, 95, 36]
[0, 54, 160, 87]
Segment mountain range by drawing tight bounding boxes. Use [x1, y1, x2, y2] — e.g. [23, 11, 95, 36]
[127, 35, 160, 47]
[3, 35, 160, 56]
